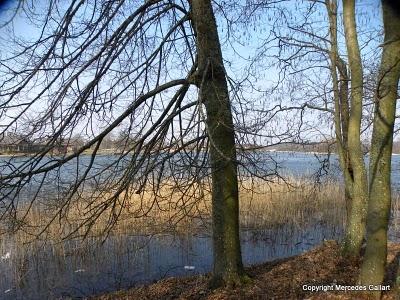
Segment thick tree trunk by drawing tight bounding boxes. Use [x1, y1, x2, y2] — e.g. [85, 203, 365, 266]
[359, 1, 400, 297]
[190, 0, 246, 287]
[341, 0, 368, 257]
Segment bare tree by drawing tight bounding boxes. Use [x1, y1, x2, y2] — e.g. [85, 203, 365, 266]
[0, 0, 249, 287]
[325, 0, 357, 254]
[189, 0, 249, 287]
[360, 0, 400, 296]
[247, 0, 378, 257]
[339, 0, 368, 257]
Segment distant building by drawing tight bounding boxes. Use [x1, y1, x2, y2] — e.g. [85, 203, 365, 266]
[0, 133, 69, 155]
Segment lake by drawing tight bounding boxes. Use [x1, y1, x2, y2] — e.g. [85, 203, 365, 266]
[0, 151, 399, 299]
[3, 151, 400, 195]
[0, 221, 345, 299]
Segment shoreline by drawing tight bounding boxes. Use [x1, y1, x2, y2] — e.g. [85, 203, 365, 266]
[92, 240, 400, 299]
[1, 149, 400, 158]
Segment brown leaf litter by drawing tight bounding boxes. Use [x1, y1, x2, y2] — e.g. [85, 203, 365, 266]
[92, 241, 400, 300]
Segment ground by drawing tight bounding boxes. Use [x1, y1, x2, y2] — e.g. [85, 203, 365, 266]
[92, 241, 400, 300]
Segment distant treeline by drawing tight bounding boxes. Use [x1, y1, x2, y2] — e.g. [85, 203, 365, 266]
[263, 141, 387, 154]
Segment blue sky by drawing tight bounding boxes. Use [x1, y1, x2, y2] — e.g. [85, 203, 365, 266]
[0, 0, 391, 145]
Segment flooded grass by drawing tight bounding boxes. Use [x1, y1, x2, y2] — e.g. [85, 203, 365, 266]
[0, 179, 356, 299]
[239, 178, 345, 230]
[2, 178, 346, 239]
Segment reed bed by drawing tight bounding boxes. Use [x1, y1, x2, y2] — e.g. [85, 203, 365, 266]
[239, 178, 345, 230]
[3, 178, 400, 299]
[0, 177, 347, 243]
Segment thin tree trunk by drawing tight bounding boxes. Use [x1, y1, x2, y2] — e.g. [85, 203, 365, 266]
[338, 57, 354, 223]
[190, 0, 246, 287]
[341, 0, 368, 257]
[326, 0, 354, 235]
[359, 1, 400, 297]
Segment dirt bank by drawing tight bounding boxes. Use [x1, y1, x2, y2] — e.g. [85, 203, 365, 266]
[93, 240, 400, 299]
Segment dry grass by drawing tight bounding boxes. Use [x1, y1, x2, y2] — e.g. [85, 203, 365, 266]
[0, 178, 346, 244]
[239, 178, 345, 230]
[1, 179, 399, 299]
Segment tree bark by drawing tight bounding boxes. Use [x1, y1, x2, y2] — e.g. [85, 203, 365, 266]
[338, 58, 354, 225]
[190, 0, 246, 287]
[341, 0, 368, 257]
[359, 1, 400, 297]
[326, 0, 354, 242]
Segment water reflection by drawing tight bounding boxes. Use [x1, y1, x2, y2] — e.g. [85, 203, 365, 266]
[0, 220, 344, 299]
[1, 152, 400, 298]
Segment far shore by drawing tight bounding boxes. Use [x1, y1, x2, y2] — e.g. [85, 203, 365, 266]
[3, 148, 400, 158]
[0, 148, 122, 158]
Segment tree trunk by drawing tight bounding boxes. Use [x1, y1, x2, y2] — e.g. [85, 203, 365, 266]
[341, 0, 368, 257]
[359, 1, 400, 297]
[190, 0, 246, 288]
[326, 0, 354, 243]
[338, 58, 354, 226]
